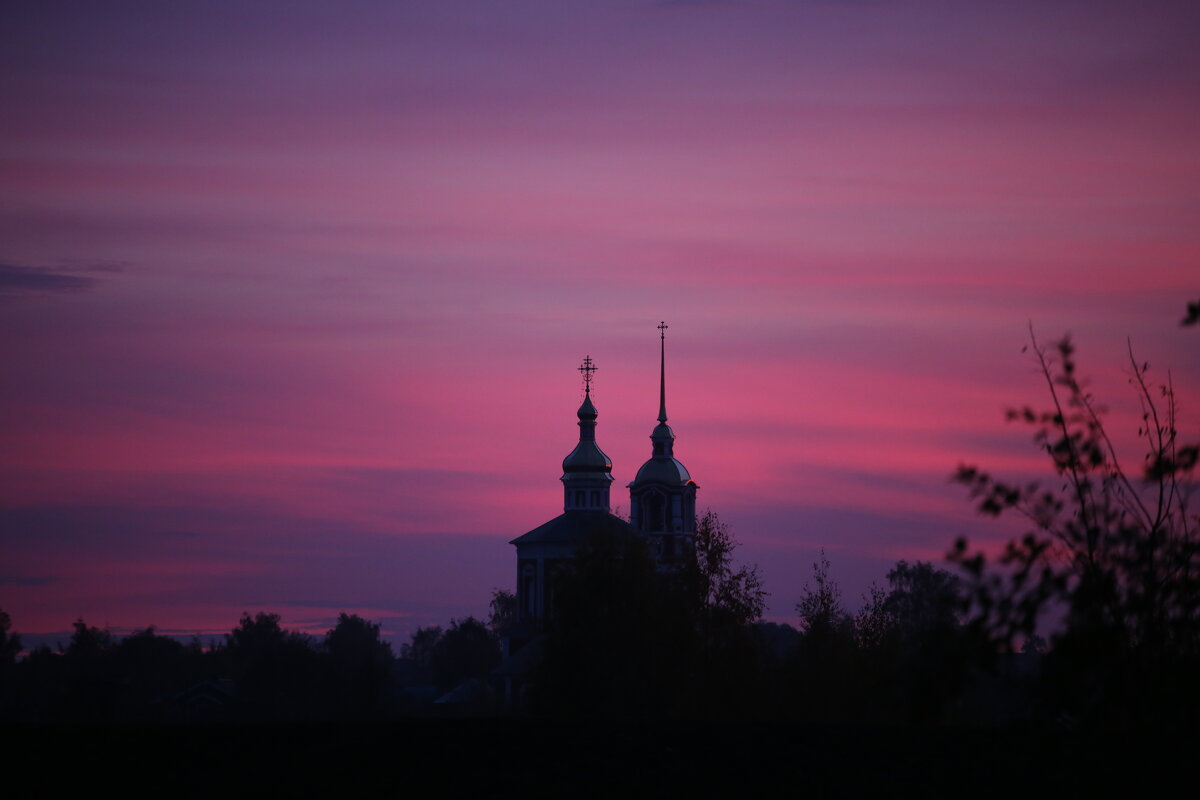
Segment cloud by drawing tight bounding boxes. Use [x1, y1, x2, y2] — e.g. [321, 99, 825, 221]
[82, 261, 128, 274]
[0, 263, 96, 295]
[0, 575, 56, 587]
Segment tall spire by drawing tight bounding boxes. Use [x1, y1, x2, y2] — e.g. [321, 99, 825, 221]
[657, 321, 668, 423]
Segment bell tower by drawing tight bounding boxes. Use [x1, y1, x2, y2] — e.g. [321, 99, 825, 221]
[628, 322, 698, 561]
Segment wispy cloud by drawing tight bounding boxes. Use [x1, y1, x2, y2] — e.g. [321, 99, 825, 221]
[0, 575, 56, 587]
[0, 263, 96, 295]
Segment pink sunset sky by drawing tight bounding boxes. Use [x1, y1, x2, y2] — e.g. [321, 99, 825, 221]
[2, 0, 1197, 648]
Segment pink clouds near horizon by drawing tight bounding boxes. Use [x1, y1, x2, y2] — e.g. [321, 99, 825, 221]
[2, 0, 1197, 646]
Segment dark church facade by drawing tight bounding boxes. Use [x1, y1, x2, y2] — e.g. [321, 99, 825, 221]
[509, 324, 698, 631]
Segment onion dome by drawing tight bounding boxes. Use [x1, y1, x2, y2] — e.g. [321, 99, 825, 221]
[560, 356, 614, 512]
[561, 390, 612, 477]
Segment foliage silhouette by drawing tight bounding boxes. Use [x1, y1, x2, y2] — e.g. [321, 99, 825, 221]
[952, 328, 1200, 724]
[532, 528, 696, 716]
[400, 625, 443, 686]
[791, 553, 860, 720]
[487, 588, 517, 639]
[0, 610, 20, 718]
[65, 618, 114, 660]
[323, 613, 394, 713]
[226, 612, 321, 716]
[1182, 299, 1199, 327]
[787, 555, 975, 723]
[870, 561, 971, 722]
[0, 610, 20, 665]
[531, 512, 765, 717]
[690, 510, 767, 629]
[57, 619, 121, 719]
[113, 626, 193, 712]
[431, 617, 500, 693]
[795, 549, 850, 640]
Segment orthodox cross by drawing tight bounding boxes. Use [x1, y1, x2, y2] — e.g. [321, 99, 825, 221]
[578, 355, 597, 394]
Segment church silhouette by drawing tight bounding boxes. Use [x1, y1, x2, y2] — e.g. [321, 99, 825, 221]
[509, 324, 698, 632]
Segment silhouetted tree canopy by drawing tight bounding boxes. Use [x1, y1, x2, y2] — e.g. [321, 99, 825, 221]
[0, 610, 20, 666]
[783, 554, 979, 724]
[690, 510, 767, 627]
[1182, 299, 1199, 327]
[533, 513, 767, 718]
[795, 550, 851, 641]
[487, 589, 517, 640]
[953, 329, 1200, 725]
[883, 561, 962, 639]
[323, 613, 394, 712]
[65, 618, 113, 660]
[431, 617, 499, 693]
[226, 612, 320, 715]
[114, 626, 189, 704]
[400, 625, 442, 685]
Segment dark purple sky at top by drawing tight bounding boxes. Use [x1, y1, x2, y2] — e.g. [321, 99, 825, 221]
[2, 0, 1198, 648]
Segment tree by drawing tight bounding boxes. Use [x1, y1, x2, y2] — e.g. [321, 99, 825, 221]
[430, 617, 499, 693]
[789, 554, 971, 723]
[795, 550, 849, 640]
[0, 610, 20, 666]
[115, 626, 189, 704]
[58, 619, 118, 719]
[0, 610, 21, 718]
[65, 618, 113, 660]
[882, 560, 962, 638]
[323, 613, 394, 712]
[400, 625, 443, 686]
[1182, 299, 1199, 327]
[486, 589, 517, 640]
[225, 612, 320, 715]
[325, 613, 391, 660]
[854, 561, 962, 650]
[227, 612, 287, 654]
[533, 528, 695, 716]
[533, 514, 764, 717]
[791, 552, 860, 720]
[876, 561, 969, 722]
[691, 510, 767, 627]
[952, 328, 1200, 723]
[684, 511, 768, 714]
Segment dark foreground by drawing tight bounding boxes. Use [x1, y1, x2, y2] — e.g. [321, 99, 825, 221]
[12, 718, 1194, 797]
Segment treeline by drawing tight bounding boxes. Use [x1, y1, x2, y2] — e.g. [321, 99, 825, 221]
[2, 531, 1194, 726]
[0, 558, 982, 724]
[1, 525, 1002, 724]
[0, 609, 510, 722]
[522, 531, 1011, 724]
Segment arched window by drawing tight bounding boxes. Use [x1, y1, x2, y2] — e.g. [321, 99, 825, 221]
[521, 563, 537, 620]
[642, 491, 666, 532]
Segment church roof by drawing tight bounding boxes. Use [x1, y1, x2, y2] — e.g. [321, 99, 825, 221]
[561, 432, 612, 475]
[631, 456, 693, 486]
[510, 510, 640, 546]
